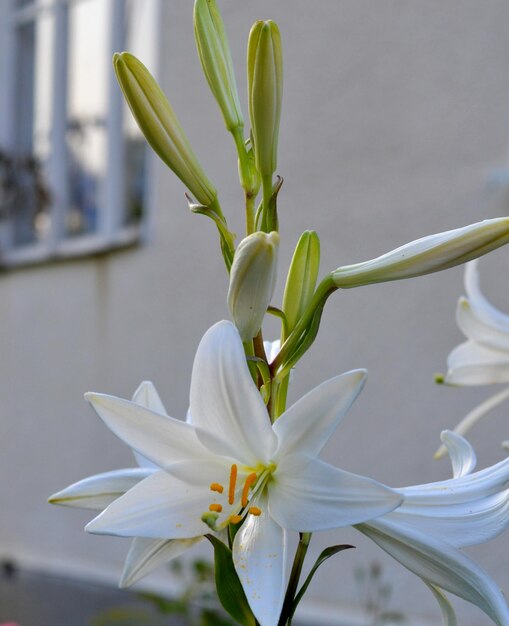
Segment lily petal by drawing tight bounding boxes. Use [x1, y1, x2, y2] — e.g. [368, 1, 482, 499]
[357, 519, 509, 626]
[233, 494, 287, 626]
[131, 381, 168, 415]
[456, 298, 509, 353]
[445, 339, 509, 385]
[131, 381, 168, 469]
[273, 370, 367, 461]
[189, 321, 277, 465]
[120, 536, 203, 588]
[441, 431, 477, 478]
[86, 470, 214, 539]
[85, 393, 211, 468]
[269, 456, 402, 531]
[438, 389, 509, 457]
[464, 260, 509, 332]
[48, 468, 154, 510]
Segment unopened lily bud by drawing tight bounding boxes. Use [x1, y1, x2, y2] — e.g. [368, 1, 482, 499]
[113, 52, 216, 206]
[283, 231, 320, 334]
[228, 231, 279, 341]
[247, 20, 282, 177]
[194, 0, 243, 133]
[332, 218, 509, 288]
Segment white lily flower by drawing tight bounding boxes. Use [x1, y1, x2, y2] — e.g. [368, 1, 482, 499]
[437, 260, 509, 456]
[49, 381, 203, 587]
[83, 321, 401, 626]
[357, 431, 509, 626]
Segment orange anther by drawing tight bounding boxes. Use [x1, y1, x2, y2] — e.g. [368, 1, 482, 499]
[209, 503, 223, 513]
[210, 483, 224, 494]
[228, 464, 238, 505]
[230, 514, 242, 524]
[241, 473, 258, 508]
[248, 506, 262, 516]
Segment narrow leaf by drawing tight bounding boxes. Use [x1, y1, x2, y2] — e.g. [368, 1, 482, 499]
[290, 545, 354, 619]
[206, 535, 256, 626]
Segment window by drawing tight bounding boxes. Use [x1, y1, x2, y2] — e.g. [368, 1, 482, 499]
[0, 0, 160, 266]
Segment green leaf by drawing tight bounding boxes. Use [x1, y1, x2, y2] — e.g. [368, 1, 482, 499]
[206, 535, 256, 626]
[290, 545, 355, 620]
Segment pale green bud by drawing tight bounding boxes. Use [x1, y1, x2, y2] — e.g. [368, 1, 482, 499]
[332, 217, 509, 288]
[113, 52, 216, 206]
[194, 0, 243, 133]
[247, 20, 283, 177]
[228, 231, 279, 341]
[283, 231, 320, 334]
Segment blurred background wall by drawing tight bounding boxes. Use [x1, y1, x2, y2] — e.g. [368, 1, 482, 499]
[1, 1, 509, 624]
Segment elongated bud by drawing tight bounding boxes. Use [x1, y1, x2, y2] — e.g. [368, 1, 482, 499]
[227, 231, 279, 341]
[113, 52, 216, 206]
[247, 20, 282, 177]
[194, 0, 243, 133]
[332, 218, 509, 288]
[283, 231, 320, 334]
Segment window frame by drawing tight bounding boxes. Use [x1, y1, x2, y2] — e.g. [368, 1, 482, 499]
[0, 0, 160, 268]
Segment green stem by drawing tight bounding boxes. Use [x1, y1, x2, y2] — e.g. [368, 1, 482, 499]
[232, 127, 257, 235]
[278, 533, 312, 626]
[243, 340, 258, 385]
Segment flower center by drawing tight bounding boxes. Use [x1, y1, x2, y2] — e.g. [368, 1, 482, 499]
[201, 462, 275, 531]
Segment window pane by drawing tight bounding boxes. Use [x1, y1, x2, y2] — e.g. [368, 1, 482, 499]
[11, 12, 53, 246]
[123, 0, 159, 226]
[66, 0, 109, 237]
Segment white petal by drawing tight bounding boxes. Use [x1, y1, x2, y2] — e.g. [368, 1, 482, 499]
[131, 381, 168, 414]
[120, 536, 203, 587]
[464, 260, 509, 333]
[233, 494, 287, 626]
[435, 388, 509, 459]
[189, 321, 277, 465]
[456, 297, 509, 352]
[445, 340, 509, 385]
[269, 456, 402, 531]
[86, 469, 216, 539]
[85, 393, 211, 468]
[426, 584, 458, 626]
[357, 519, 509, 626]
[384, 490, 509, 548]
[441, 431, 477, 478]
[388, 452, 509, 548]
[273, 370, 366, 461]
[131, 381, 169, 469]
[263, 339, 281, 363]
[401, 455, 509, 505]
[48, 468, 154, 510]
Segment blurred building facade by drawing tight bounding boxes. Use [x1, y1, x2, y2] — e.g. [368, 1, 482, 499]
[1, 2, 509, 624]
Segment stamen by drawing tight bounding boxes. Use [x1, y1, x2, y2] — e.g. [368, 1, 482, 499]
[210, 483, 224, 494]
[242, 472, 258, 507]
[209, 503, 223, 513]
[248, 506, 262, 516]
[230, 514, 242, 524]
[228, 464, 238, 505]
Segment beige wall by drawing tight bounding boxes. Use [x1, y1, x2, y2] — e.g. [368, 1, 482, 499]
[2, 2, 509, 624]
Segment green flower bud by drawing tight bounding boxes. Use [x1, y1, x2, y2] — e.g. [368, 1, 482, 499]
[247, 20, 283, 178]
[283, 231, 320, 335]
[227, 231, 280, 341]
[113, 52, 217, 206]
[332, 218, 509, 288]
[194, 0, 243, 133]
